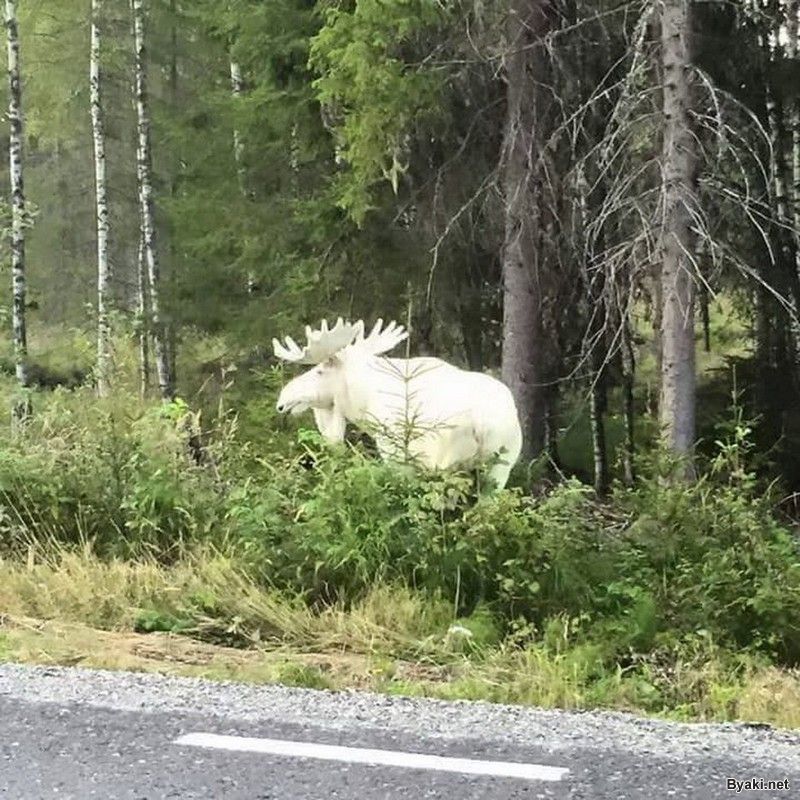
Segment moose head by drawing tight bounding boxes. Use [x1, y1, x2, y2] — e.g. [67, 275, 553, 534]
[273, 318, 408, 441]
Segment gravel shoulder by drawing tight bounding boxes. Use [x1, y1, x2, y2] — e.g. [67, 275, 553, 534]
[1, 661, 797, 771]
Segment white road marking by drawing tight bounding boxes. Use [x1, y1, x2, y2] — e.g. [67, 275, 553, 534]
[175, 732, 568, 782]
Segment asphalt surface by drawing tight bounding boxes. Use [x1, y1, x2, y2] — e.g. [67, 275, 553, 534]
[0, 663, 797, 799]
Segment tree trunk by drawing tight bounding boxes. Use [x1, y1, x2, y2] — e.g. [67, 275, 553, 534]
[91, 0, 112, 397]
[290, 121, 300, 196]
[700, 282, 710, 352]
[136, 230, 150, 399]
[5, 0, 30, 422]
[543, 386, 560, 470]
[658, 0, 698, 476]
[764, 17, 800, 377]
[167, 0, 179, 380]
[620, 315, 636, 486]
[459, 290, 484, 371]
[229, 54, 259, 295]
[229, 57, 247, 194]
[787, 0, 800, 375]
[589, 372, 608, 494]
[132, 0, 174, 401]
[500, 0, 552, 462]
[413, 301, 435, 356]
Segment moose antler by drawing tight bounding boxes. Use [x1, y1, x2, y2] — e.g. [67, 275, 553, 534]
[357, 318, 409, 356]
[272, 317, 364, 364]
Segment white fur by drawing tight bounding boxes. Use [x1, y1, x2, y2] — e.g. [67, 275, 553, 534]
[276, 334, 522, 490]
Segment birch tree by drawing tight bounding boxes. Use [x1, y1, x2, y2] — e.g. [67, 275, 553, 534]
[791, 1, 800, 231]
[91, 0, 112, 396]
[787, 0, 800, 356]
[764, 11, 800, 372]
[132, 0, 173, 400]
[229, 57, 247, 194]
[658, 0, 698, 474]
[5, 0, 30, 421]
[136, 226, 150, 399]
[229, 53, 259, 294]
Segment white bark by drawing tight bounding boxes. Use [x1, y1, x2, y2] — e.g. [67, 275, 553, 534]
[229, 55, 259, 294]
[788, 1, 800, 279]
[764, 12, 800, 369]
[658, 0, 698, 474]
[91, 0, 112, 397]
[5, 0, 30, 421]
[290, 121, 300, 196]
[229, 57, 247, 193]
[136, 230, 150, 399]
[132, 0, 173, 400]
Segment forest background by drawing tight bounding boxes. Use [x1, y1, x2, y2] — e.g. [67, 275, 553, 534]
[1, 0, 800, 727]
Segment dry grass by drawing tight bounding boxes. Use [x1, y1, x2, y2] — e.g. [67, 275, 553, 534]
[0, 615, 376, 689]
[736, 668, 800, 728]
[0, 541, 452, 656]
[1, 542, 799, 729]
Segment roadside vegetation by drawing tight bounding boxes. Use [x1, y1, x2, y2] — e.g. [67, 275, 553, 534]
[1, 324, 799, 729]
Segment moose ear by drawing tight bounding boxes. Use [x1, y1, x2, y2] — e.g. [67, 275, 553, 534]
[324, 353, 341, 368]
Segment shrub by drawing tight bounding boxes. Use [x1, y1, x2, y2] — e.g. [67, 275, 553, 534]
[0, 388, 223, 557]
[2, 384, 799, 671]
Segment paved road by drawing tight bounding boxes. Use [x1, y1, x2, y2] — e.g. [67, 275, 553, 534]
[0, 663, 797, 799]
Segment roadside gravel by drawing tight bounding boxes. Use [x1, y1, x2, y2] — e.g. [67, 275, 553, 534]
[0, 662, 797, 770]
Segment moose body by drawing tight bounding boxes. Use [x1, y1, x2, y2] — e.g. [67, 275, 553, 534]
[274, 319, 522, 490]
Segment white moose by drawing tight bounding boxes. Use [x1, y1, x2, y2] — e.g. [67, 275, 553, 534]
[273, 318, 522, 490]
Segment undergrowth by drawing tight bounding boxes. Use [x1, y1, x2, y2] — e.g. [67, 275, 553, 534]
[0, 369, 799, 726]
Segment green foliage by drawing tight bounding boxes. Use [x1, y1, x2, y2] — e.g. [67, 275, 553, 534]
[0, 386, 224, 557]
[134, 608, 194, 634]
[309, 0, 446, 221]
[4, 380, 797, 672]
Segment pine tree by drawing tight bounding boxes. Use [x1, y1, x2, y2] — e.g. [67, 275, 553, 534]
[658, 0, 698, 475]
[500, 0, 554, 462]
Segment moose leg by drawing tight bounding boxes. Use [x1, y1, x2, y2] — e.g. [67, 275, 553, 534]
[484, 458, 513, 492]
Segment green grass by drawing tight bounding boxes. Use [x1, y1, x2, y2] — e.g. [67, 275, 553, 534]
[1, 542, 799, 728]
[1, 309, 799, 729]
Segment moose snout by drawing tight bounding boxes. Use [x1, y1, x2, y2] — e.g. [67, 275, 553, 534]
[276, 387, 300, 414]
[276, 396, 293, 413]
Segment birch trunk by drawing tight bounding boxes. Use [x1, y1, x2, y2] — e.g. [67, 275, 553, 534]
[787, 0, 800, 369]
[500, 0, 552, 462]
[789, 0, 800, 251]
[766, 83, 798, 293]
[762, 10, 800, 375]
[589, 374, 608, 494]
[91, 0, 112, 397]
[5, 0, 30, 422]
[658, 0, 698, 476]
[229, 57, 247, 193]
[229, 55, 259, 294]
[132, 0, 173, 400]
[136, 231, 150, 399]
[167, 0, 178, 376]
